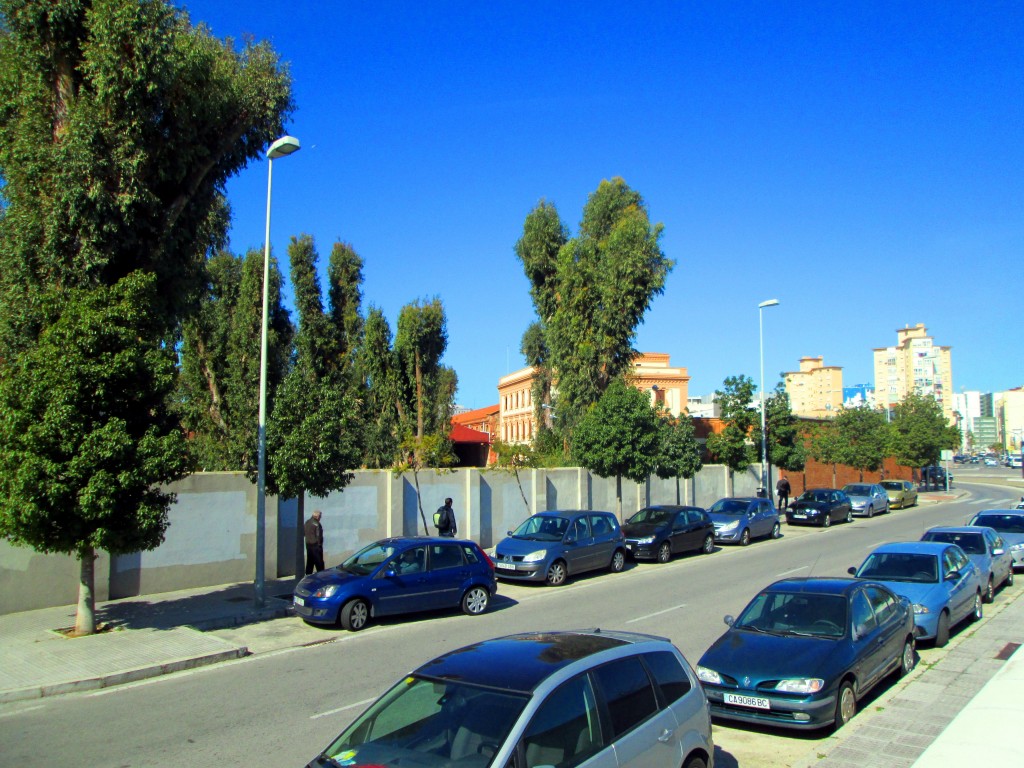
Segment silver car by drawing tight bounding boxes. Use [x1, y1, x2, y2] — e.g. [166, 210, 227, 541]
[967, 510, 1024, 572]
[306, 630, 715, 768]
[842, 483, 890, 518]
[921, 526, 1014, 603]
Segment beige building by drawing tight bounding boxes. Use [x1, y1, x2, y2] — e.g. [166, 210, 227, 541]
[784, 356, 843, 418]
[497, 353, 691, 444]
[996, 388, 1024, 451]
[873, 324, 954, 423]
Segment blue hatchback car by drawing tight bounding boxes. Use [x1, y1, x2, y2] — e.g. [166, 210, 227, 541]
[849, 541, 983, 647]
[921, 526, 1014, 603]
[293, 537, 496, 630]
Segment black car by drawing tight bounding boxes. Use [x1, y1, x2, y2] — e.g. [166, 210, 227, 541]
[696, 577, 916, 731]
[622, 505, 716, 562]
[785, 489, 853, 528]
[921, 465, 952, 488]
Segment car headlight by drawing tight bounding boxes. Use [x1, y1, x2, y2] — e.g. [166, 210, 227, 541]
[912, 603, 929, 615]
[775, 678, 824, 694]
[522, 549, 548, 563]
[696, 666, 721, 684]
[720, 520, 739, 532]
[312, 584, 339, 599]
[1011, 543, 1024, 552]
[635, 535, 656, 545]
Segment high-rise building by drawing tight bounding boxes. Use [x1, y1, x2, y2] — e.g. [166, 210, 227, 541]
[783, 356, 843, 418]
[873, 324, 954, 423]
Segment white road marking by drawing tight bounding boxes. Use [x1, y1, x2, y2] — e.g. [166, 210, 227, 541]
[775, 566, 808, 577]
[311, 696, 376, 720]
[626, 603, 688, 624]
[0, 705, 45, 718]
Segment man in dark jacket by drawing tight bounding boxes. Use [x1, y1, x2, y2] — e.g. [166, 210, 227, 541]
[776, 476, 791, 511]
[304, 509, 325, 574]
[435, 498, 457, 538]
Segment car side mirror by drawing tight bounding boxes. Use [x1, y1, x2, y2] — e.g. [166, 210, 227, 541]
[847, 566, 857, 576]
[507, 530, 513, 536]
[564, 535, 576, 544]
[853, 623, 868, 640]
[945, 570, 960, 581]
[724, 615, 735, 627]
[384, 568, 398, 579]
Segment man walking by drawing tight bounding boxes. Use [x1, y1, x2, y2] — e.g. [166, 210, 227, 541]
[304, 509, 325, 574]
[434, 497, 457, 538]
[776, 476, 791, 511]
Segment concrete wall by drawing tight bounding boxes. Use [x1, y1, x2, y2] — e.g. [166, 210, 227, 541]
[0, 463, 757, 615]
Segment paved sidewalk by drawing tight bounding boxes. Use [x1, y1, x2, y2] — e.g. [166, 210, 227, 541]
[0, 577, 296, 703]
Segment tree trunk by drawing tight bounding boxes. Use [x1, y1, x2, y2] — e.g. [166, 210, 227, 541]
[75, 547, 97, 636]
[414, 349, 424, 440]
[615, 475, 622, 522]
[412, 465, 429, 534]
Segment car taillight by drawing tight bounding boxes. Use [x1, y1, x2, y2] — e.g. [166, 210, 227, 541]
[480, 548, 495, 569]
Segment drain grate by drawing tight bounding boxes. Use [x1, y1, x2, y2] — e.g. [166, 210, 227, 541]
[995, 642, 1021, 661]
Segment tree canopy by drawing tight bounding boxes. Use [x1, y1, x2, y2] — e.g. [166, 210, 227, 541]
[888, 392, 960, 468]
[705, 375, 758, 476]
[833, 405, 890, 479]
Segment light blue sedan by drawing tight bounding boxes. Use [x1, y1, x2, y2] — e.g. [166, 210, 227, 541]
[842, 483, 890, 518]
[967, 510, 1024, 572]
[922, 526, 1014, 603]
[849, 541, 982, 647]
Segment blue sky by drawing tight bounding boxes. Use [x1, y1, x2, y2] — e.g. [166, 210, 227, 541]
[181, 1, 1023, 408]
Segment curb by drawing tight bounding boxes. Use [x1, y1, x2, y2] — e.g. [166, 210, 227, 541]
[0, 644, 248, 704]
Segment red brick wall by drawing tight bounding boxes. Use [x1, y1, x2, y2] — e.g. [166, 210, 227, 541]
[780, 456, 913, 496]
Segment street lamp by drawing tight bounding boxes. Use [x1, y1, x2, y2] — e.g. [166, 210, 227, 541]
[758, 299, 780, 498]
[255, 135, 300, 608]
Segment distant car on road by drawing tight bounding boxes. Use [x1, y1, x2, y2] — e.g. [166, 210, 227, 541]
[293, 537, 496, 630]
[708, 497, 780, 546]
[880, 480, 918, 509]
[921, 466, 953, 487]
[697, 577, 915, 731]
[967, 510, 1024, 572]
[842, 483, 890, 518]
[921, 526, 1014, 602]
[307, 630, 715, 768]
[785, 488, 853, 528]
[622, 505, 715, 562]
[849, 541, 982, 647]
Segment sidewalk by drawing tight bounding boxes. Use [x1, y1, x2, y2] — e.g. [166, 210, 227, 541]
[0, 577, 296, 703]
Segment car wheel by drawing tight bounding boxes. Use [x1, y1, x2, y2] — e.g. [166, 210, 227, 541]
[897, 637, 915, 678]
[461, 586, 490, 616]
[822, 514, 831, 529]
[934, 611, 950, 648]
[1007, 569, 1015, 587]
[546, 560, 568, 586]
[866, 506, 874, 518]
[983, 576, 995, 604]
[845, 509, 853, 524]
[657, 541, 672, 564]
[739, 528, 751, 546]
[834, 681, 856, 730]
[971, 591, 983, 622]
[770, 521, 781, 539]
[340, 599, 370, 631]
[701, 534, 715, 554]
[609, 549, 626, 573]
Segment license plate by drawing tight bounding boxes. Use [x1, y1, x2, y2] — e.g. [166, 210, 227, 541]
[792, 513, 806, 519]
[724, 693, 770, 710]
[496, 562, 515, 570]
[293, 596, 305, 607]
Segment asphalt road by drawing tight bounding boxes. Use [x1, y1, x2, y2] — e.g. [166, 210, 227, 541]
[0, 479, 1019, 768]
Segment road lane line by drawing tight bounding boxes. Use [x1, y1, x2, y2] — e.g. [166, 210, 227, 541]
[775, 566, 808, 577]
[311, 696, 376, 720]
[625, 603, 688, 624]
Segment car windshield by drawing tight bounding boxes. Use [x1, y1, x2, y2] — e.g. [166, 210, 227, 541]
[924, 532, 985, 555]
[843, 485, 871, 496]
[971, 514, 1024, 534]
[627, 507, 672, 525]
[512, 515, 569, 541]
[798, 490, 830, 503]
[857, 552, 938, 583]
[736, 592, 847, 638]
[341, 542, 398, 576]
[322, 675, 529, 768]
[880, 482, 902, 491]
[709, 499, 749, 515]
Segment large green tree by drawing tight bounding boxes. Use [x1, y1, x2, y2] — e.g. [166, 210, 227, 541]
[573, 378, 660, 519]
[889, 392, 960, 470]
[834, 405, 890, 480]
[755, 383, 806, 485]
[515, 178, 673, 443]
[357, 307, 402, 468]
[807, 420, 845, 488]
[0, 0, 292, 633]
[653, 411, 704, 504]
[705, 376, 758, 492]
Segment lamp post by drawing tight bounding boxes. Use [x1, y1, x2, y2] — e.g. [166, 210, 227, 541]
[255, 135, 300, 608]
[758, 299, 780, 498]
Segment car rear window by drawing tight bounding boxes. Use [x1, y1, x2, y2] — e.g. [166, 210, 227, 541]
[592, 656, 659, 736]
[642, 650, 692, 703]
[923, 531, 985, 555]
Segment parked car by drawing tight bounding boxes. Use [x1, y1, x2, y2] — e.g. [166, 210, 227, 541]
[707, 497, 780, 546]
[966, 510, 1024, 571]
[984, 457, 999, 466]
[921, 465, 953, 487]
[697, 578, 915, 731]
[880, 480, 918, 510]
[848, 541, 982, 647]
[785, 488, 853, 528]
[622, 505, 715, 562]
[293, 537, 496, 630]
[306, 630, 716, 768]
[921, 526, 1014, 602]
[841, 483, 890, 518]
[493, 510, 625, 585]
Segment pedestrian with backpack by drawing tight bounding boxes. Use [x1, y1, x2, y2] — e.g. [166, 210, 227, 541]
[434, 497, 457, 538]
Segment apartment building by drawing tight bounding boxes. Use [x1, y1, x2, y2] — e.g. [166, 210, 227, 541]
[784, 356, 843, 418]
[873, 324, 954, 423]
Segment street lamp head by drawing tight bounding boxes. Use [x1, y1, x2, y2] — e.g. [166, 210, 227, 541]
[267, 135, 301, 160]
[758, 299, 780, 309]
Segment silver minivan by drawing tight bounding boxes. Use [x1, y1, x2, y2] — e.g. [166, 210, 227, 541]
[306, 630, 714, 768]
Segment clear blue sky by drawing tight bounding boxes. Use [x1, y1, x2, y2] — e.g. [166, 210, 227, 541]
[181, 1, 1023, 408]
